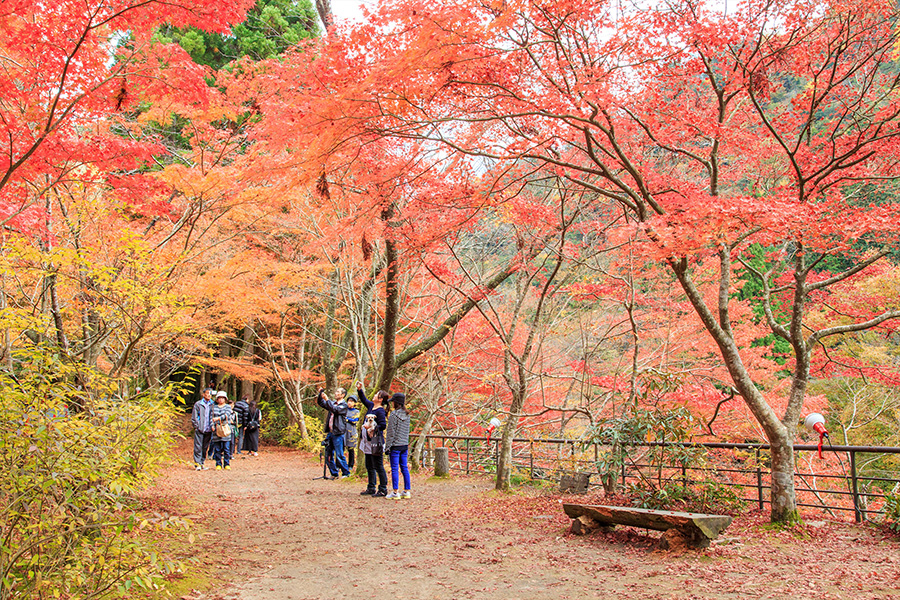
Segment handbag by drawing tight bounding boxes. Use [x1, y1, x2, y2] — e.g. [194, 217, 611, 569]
[372, 429, 385, 454]
[215, 421, 232, 438]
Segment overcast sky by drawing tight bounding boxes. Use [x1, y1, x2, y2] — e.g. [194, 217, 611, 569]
[331, 0, 376, 23]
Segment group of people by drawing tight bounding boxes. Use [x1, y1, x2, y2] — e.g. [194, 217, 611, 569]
[317, 383, 411, 500]
[191, 388, 262, 470]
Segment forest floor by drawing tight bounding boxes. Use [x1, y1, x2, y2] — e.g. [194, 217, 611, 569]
[142, 439, 900, 600]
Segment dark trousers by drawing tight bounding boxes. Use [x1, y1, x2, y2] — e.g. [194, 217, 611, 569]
[193, 430, 212, 465]
[347, 447, 356, 469]
[365, 452, 387, 493]
[234, 426, 243, 454]
[244, 428, 259, 452]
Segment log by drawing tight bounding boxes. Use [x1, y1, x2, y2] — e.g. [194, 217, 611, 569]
[434, 447, 450, 477]
[563, 504, 732, 548]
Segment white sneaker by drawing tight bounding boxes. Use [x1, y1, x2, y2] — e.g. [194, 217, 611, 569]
[195, 464, 202, 471]
[386, 491, 400, 500]
[400, 490, 411, 499]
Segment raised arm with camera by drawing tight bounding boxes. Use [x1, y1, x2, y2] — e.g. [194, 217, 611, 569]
[356, 382, 389, 496]
[356, 383, 386, 434]
[316, 388, 348, 434]
[317, 387, 350, 479]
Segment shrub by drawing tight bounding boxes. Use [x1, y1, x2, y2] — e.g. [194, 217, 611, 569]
[585, 405, 705, 495]
[0, 354, 185, 599]
[628, 479, 744, 514]
[278, 415, 325, 453]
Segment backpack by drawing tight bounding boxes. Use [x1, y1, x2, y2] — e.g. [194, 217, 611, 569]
[246, 408, 260, 431]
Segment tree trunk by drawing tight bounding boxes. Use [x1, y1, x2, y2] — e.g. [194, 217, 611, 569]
[1, 273, 10, 369]
[45, 273, 69, 354]
[147, 351, 161, 390]
[769, 434, 800, 523]
[495, 415, 517, 491]
[315, 0, 334, 31]
[670, 257, 800, 522]
[288, 376, 308, 438]
[496, 383, 526, 491]
[378, 236, 399, 390]
[411, 409, 435, 471]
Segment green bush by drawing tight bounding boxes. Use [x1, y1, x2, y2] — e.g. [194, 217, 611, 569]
[0, 355, 186, 599]
[585, 405, 705, 495]
[628, 479, 744, 514]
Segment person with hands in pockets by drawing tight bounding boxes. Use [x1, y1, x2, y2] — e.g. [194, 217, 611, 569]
[384, 392, 411, 500]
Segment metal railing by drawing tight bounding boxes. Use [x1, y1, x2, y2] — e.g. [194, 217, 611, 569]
[424, 435, 900, 522]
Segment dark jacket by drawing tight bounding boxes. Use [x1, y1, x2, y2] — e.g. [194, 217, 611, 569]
[357, 388, 387, 435]
[317, 391, 348, 435]
[233, 399, 250, 427]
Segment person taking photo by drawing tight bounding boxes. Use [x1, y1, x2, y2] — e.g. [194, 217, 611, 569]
[357, 384, 388, 497]
[316, 387, 351, 479]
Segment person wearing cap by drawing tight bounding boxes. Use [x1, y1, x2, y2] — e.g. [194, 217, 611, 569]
[191, 387, 215, 470]
[210, 391, 235, 470]
[384, 392, 411, 499]
[316, 387, 351, 479]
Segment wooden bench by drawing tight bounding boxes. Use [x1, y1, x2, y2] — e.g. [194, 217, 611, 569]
[563, 503, 733, 549]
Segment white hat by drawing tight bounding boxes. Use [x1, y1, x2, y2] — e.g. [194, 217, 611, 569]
[216, 391, 228, 399]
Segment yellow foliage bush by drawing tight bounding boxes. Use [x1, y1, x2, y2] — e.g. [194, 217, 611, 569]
[0, 353, 187, 599]
[279, 415, 325, 453]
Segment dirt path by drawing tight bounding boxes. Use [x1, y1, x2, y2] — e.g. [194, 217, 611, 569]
[147, 442, 900, 600]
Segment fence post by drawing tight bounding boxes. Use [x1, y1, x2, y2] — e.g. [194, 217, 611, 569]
[434, 447, 450, 477]
[465, 438, 470, 475]
[850, 450, 861, 522]
[530, 440, 535, 479]
[756, 448, 764, 511]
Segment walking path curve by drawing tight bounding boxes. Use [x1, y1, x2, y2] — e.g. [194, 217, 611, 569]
[145, 443, 900, 600]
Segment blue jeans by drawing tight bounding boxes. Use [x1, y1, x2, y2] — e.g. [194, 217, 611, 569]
[390, 446, 411, 491]
[326, 432, 350, 477]
[212, 439, 232, 467]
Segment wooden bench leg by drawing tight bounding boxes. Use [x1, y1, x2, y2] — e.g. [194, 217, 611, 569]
[659, 528, 711, 550]
[570, 515, 598, 535]
[570, 516, 615, 536]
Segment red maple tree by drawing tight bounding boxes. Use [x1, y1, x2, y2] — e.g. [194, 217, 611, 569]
[261, 0, 900, 522]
